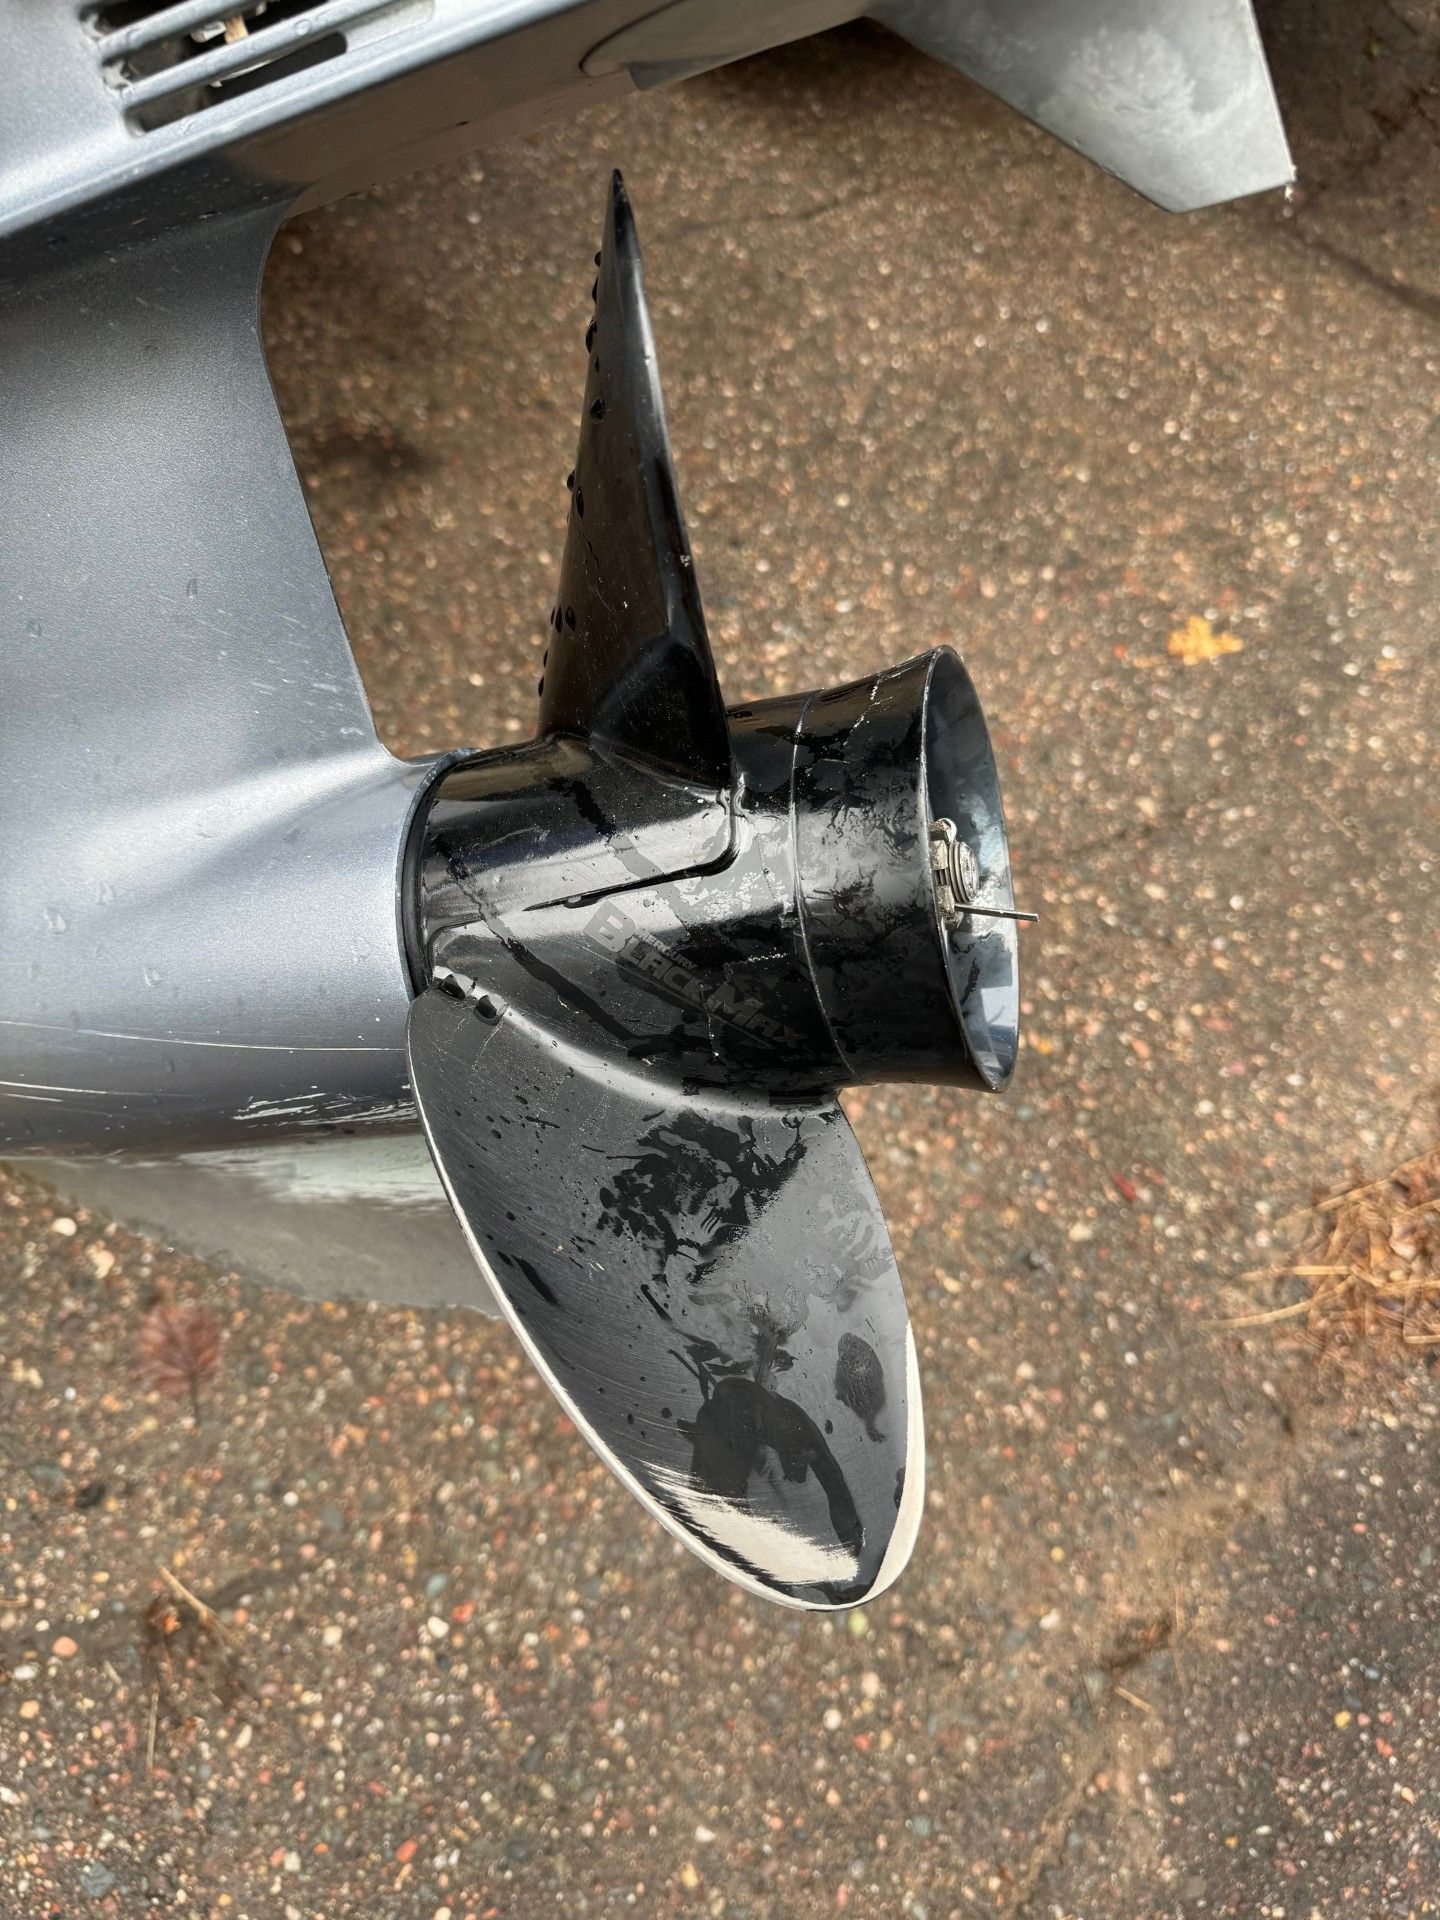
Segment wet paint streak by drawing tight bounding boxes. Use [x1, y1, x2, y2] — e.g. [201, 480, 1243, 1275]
[834, 1331, 887, 1442]
[514, 1253, 560, 1307]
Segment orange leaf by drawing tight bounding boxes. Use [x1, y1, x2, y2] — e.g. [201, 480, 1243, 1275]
[1167, 615, 1242, 665]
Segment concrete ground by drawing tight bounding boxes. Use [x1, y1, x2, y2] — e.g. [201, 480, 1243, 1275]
[4, 1, 1440, 1913]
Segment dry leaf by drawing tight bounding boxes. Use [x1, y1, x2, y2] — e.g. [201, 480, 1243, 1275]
[1167, 615, 1242, 665]
[1236, 1101, 1440, 1352]
[135, 1301, 222, 1420]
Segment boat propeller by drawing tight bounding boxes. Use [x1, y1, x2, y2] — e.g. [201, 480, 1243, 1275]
[404, 173, 1030, 1610]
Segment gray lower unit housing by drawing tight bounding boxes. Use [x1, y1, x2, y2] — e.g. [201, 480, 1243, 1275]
[0, 0, 1290, 1301]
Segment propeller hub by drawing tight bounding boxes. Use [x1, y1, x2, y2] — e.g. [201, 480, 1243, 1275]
[930, 817, 980, 911]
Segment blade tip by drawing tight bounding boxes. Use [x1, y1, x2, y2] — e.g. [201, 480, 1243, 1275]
[606, 169, 636, 257]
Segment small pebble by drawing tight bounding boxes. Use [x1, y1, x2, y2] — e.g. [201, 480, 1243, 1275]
[51, 1217, 77, 1237]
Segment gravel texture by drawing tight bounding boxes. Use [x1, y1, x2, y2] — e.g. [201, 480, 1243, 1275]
[4, 3, 1440, 1913]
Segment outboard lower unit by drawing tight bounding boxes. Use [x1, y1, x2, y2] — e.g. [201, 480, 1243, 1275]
[0, 0, 1295, 1607]
[403, 176, 1029, 1609]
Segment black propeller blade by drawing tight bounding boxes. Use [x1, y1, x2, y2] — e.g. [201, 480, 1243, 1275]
[409, 990, 922, 1605]
[405, 172, 1025, 1610]
[540, 173, 731, 795]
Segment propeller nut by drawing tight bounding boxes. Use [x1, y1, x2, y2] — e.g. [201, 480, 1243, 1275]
[928, 816, 980, 919]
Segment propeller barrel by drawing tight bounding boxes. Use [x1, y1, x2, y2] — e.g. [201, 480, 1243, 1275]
[768, 646, 1020, 1092]
[411, 646, 1019, 1099]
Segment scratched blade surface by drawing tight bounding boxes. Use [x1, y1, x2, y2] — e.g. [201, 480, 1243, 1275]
[408, 984, 922, 1610]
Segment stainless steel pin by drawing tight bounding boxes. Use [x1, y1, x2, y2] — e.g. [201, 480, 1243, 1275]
[954, 903, 1039, 925]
